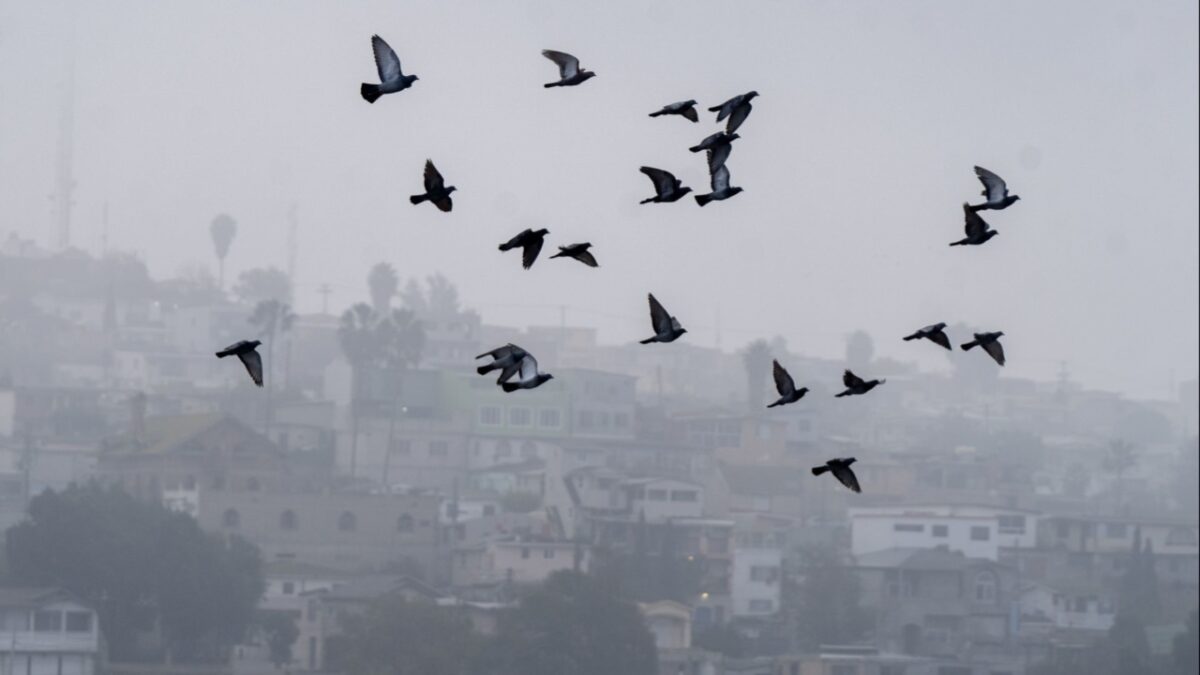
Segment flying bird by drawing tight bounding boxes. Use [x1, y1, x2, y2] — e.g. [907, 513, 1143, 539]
[961, 331, 1006, 366]
[476, 343, 528, 382]
[949, 203, 999, 246]
[689, 131, 740, 155]
[640, 294, 687, 344]
[501, 353, 554, 392]
[649, 100, 699, 122]
[968, 166, 1020, 211]
[499, 229, 549, 269]
[639, 167, 692, 204]
[767, 360, 809, 408]
[903, 323, 952, 350]
[541, 50, 595, 87]
[709, 91, 758, 134]
[835, 370, 885, 397]
[695, 156, 742, 206]
[216, 340, 264, 387]
[409, 160, 456, 212]
[360, 35, 418, 103]
[550, 242, 599, 267]
[812, 457, 861, 493]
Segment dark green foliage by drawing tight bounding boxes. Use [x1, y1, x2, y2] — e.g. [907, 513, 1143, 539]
[1173, 611, 1199, 675]
[256, 610, 300, 668]
[694, 622, 748, 658]
[783, 544, 870, 650]
[327, 595, 479, 675]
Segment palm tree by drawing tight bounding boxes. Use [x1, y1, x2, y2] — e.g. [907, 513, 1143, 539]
[741, 339, 772, 411]
[339, 303, 383, 478]
[249, 300, 295, 437]
[209, 214, 237, 292]
[367, 262, 399, 315]
[378, 308, 426, 487]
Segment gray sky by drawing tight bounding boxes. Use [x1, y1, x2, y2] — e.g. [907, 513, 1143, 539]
[1, 0, 1197, 398]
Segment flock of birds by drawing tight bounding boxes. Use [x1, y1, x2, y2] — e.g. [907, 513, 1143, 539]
[215, 35, 1025, 496]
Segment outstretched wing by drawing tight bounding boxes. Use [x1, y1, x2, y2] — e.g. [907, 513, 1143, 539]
[711, 96, 735, 121]
[640, 166, 676, 196]
[542, 50, 580, 79]
[681, 105, 699, 122]
[843, 369, 865, 388]
[772, 360, 795, 397]
[237, 349, 264, 387]
[575, 249, 599, 267]
[963, 204, 989, 237]
[517, 354, 540, 382]
[707, 143, 732, 174]
[726, 100, 752, 134]
[648, 294, 671, 334]
[710, 163, 731, 192]
[982, 340, 1006, 366]
[927, 329, 952, 351]
[423, 160, 445, 193]
[371, 35, 403, 82]
[478, 343, 518, 361]
[830, 464, 862, 493]
[522, 237, 545, 270]
[974, 166, 1008, 203]
[500, 229, 531, 251]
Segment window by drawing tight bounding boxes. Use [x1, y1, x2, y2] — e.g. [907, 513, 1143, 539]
[508, 407, 532, 426]
[974, 571, 997, 602]
[971, 526, 991, 541]
[65, 612, 92, 633]
[33, 611, 62, 632]
[539, 409, 561, 428]
[479, 406, 501, 426]
[708, 537, 729, 554]
[670, 490, 698, 502]
[894, 523, 925, 533]
[750, 566, 780, 583]
[543, 548, 555, 559]
[998, 514, 1026, 534]
[222, 509, 240, 529]
[647, 489, 668, 501]
[748, 599, 775, 612]
[429, 441, 449, 457]
[397, 514, 414, 533]
[282, 582, 296, 595]
[338, 512, 357, 532]
[280, 510, 298, 531]
[932, 524, 949, 538]
[390, 439, 412, 455]
[578, 411, 595, 429]
[521, 548, 531, 559]
[1105, 523, 1128, 539]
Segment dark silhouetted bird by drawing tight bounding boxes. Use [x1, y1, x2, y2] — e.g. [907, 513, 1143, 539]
[812, 457, 861, 493]
[695, 156, 742, 206]
[550, 242, 598, 267]
[835, 370, 885, 397]
[476, 343, 528, 382]
[689, 131, 739, 155]
[961, 331, 1006, 366]
[216, 340, 264, 387]
[709, 91, 758, 134]
[903, 322, 952, 350]
[639, 167, 692, 204]
[500, 353, 554, 392]
[950, 203, 999, 246]
[767, 360, 809, 408]
[499, 229, 549, 269]
[361, 35, 418, 103]
[649, 100, 699, 122]
[542, 50, 595, 87]
[968, 166, 1020, 211]
[409, 160, 456, 212]
[640, 294, 687, 344]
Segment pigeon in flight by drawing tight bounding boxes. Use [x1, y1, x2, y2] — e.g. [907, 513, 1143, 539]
[550, 242, 599, 267]
[476, 343, 528, 382]
[649, 100, 699, 122]
[689, 131, 740, 155]
[501, 353, 554, 392]
[767, 360, 809, 408]
[812, 457, 861, 493]
[499, 229, 549, 269]
[968, 166, 1020, 212]
[216, 340, 264, 387]
[640, 294, 687, 344]
[695, 156, 742, 206]
[542, 50, 595, 87]
[949, 203, 999, 246]
[709, 91, 758, 134]
[409, 160, 456, 212]
[639, 167, 692, 204]
[361, 35, 418, 103]
[835, 370, 885, 397]
[903, 323, 952, 350]
[961, 331, 1006, 366]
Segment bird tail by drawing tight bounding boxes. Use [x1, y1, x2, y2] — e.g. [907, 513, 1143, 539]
[543, 82, 559, 88]
[811, 466, 830, 476]
[767, 400, 783, 408]
[409, 194, 429, 205]
[549, 252, 565, 259]
[835, 391, 849, 398]
[707, 104, 722, 112]
[961, 341, 978, 351]
[215, 350, 233, 358]
[639, 337, 656, 345]
[360, 83, 382, 103]
[967, 202, 986, 212]
[639, 197, 655, 205]
[902, 333, 919, 341]
[687, 144, 704, 153]
[501, 382, 522, 392]
[949, 240, 965, 247]
[498, 241, 516, 251]
[648, 111, 665, 117]
[477, 364, 498, 376]
[695, 194, 712, 207]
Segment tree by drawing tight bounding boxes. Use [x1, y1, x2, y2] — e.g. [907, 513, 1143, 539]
[1118, 527, 1161, 625]
[378, 308, 426, 486]
[783, 544, 870, 650]
[233, 267, 291, 306]
[484, 570, 657, 675]
[1173, 610, 1199, 675]
[1104, 439, 1137, 513]
[368, 262, 400, 314]
[845, 330, 875, 370]
[5, 484, 264, 663]
[326, 595, 480, 675]
[400, 278, 429, 314]
[249, 300, 295, 435]
[741, 339, 772, 410]
[1106, 611, 1151, 675]
[209, 214, 237, 291]
[339, 303, 386, 478]
[425, 273, 461, 317]
[257, 610, 300, 668]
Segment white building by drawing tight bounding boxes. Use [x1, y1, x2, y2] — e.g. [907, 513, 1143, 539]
[1020, 581, 1115, 633]
[731, 547, 782, 617]
[0, 588, 100, 675]
[849, 504, 1040, 560]
[452, 537, 587, 587]
[624, 477, 704, 521]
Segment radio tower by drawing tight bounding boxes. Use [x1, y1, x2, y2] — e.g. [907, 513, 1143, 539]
[51, 6, 79, 250]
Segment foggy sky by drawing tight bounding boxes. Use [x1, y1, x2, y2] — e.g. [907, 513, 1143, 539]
[1, 0, 1197, 398]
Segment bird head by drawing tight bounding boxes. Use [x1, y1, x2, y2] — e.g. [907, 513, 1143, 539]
[678, 328, 689, 337]
[745, 91, 759, 100]
[727, 133, 742, 142]
[1012, 195, 1021, 202]
[684, 99, 697, 106]
[578, 242, 591, 250]
[844, 457, 857, 466]
[534, 228, 549, 236]
[249, 340, 263, 348]
[581, 71, 597, 80]
[798, 387, 810, 396]
[446, 186, 458, 194]
[729, 187, 745, 197]
[678, 186, 694, 197]
[995, 331, 1006, 338]
[543, 373, 555, 382]
[412, 75, 420, 82]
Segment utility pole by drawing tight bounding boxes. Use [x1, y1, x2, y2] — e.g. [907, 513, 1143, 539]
[50, 8, 78, 251]
[286, 203, 299, 301]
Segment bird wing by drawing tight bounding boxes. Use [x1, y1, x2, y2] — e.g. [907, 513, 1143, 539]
[648, 294, 672, 334]
[575, 249, 599, 267]
[500, 229, 531, 251]
[371, 35, 403, 82]
[843, 370, 865, 388]
[692, 132, 722, 152]
[982, 339, 1006, 366]
[830, 464, 862, 493]
[711, 96, 736, 121]
[522, 236, 545, 269]
[542, 50, 579, 79]
[707, 144, 732, 173]
[772, 360, 795, 397]
[726, 100, 751, 134]
[710, 163, 731, 192]
[478, 344, 519, 360]
[640, 167, 676, 196]
[974, 166, 1008, 202]
[423, 160, 445, 192]
[681, 106, 699, 122]
[517, 354, 540, 382]
[963, 204, 989, 237]
[237, 349, 264, 387]
[497, 359, 523, 383]
[928, 329, 952, 351]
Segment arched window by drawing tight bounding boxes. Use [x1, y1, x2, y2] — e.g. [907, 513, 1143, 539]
[397, 514, 414, 533]
[974, 571, 997, 603]
[338, 511, 357, 532]
[222, 509, 240, 529]
[280, 510, 298, 531]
